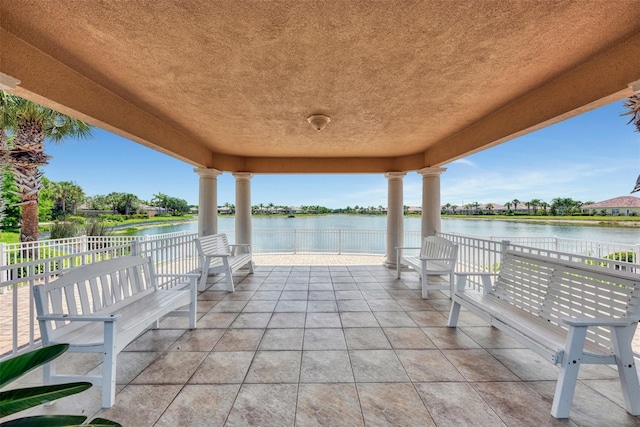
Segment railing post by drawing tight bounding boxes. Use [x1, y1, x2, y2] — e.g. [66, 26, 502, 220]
[634, 244, 640, 265]
[338, 229, 342, 255]
[293, 229, 297, 254]
[0, 243, 6, 294]
[131, 240, 140, 257]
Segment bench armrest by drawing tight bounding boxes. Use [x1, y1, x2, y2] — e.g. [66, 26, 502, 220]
[38, 313, 121, 322]
[419, 256, 456, 261]
[203, 253, 231, 258]
[155, 273, 200, 279]
[562, 316, 640, 327]
[453, 272, 497, 293]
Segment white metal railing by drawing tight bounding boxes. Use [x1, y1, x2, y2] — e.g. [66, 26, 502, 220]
[0, 231, 198, 360]
[2, 229, 638, 360]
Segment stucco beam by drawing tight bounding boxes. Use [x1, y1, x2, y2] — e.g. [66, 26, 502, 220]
[0, 28, 212, 167]
[213, 153, 424, 174]
[423, 31, 640, 166]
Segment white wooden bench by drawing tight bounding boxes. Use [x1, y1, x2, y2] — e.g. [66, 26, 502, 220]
[396, 235, 458, 299]
[196, 233, 254, 292]
[448, 250, 640, 418]
[33, 256, 198, 408]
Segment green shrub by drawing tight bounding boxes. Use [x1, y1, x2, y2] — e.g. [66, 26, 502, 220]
[66, 216, 86, 225]
[605, 251, 635, 263]
[49, 222, 79, 239]
[99, 214, 125, 222]
[0, 343, 121, 426]
[85, 220, 112, 237]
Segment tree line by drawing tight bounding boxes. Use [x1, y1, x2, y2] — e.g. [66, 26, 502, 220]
[441, 197, 604, 216]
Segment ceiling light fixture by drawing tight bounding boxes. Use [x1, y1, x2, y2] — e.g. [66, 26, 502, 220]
[307, 114, 331, 131]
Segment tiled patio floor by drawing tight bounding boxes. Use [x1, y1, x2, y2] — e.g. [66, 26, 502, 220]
[6, 263, 640, 426]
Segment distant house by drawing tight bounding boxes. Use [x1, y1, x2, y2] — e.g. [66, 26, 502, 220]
[582, 196, 640, 216]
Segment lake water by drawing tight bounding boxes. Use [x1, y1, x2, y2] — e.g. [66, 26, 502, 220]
[132, 215, 640, 245]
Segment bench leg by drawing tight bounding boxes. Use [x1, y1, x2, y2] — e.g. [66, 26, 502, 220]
[249, 260, 255, 274]
[611, 324, 640, 415]
[447, 300, 461, 327]
[101, 321, 118, 408]
[421, 272, 428, 299]
[199, 258, 211, 291]
[223, 258, 235, 292]
[397, 251, 401, 279]
[551, 325, 588, 418]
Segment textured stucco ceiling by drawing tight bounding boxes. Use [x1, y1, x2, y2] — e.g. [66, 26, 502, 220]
[1, 1, 639, 172]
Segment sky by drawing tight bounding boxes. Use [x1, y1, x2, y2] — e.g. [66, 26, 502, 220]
[42, 100, 639, 209]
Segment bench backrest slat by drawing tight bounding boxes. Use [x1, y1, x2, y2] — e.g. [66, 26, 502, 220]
[196, 233, 232, 268]
[495, 250, 640, 351]
[420, 236, 457, 267]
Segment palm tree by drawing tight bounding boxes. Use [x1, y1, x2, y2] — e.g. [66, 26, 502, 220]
[49, 181, 85, 216]
[512, 199, 520, 213]
[0, 93, 16, 224]
[451, 204, 458, 214]
[504, 201, 512, 211]
[1, 93, 91, 242]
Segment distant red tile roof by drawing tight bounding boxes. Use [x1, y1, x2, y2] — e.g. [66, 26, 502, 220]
[583, 196, 640, 209]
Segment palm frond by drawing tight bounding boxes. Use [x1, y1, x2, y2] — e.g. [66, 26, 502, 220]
[622, 94, 640, 133]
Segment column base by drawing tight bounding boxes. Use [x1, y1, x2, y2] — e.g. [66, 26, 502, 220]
[383, 260, 398, 269]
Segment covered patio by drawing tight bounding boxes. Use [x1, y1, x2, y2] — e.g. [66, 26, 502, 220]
[8, 261, 639, 426]
[2, 1, 640, 425]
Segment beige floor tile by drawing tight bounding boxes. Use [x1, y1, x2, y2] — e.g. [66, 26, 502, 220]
[280, 290, 309, 300]
[154, 384, 240, 426]
[210, 300, 248, 312]
[305, 312, 342, 328]
[196, 311, 238, 329]
[300, 351, 355, 383]
[488, 348, 560, 381]
[383, 327, 436, 349]
[406, 310, 449, 327]
[241, 300, 278, 312]
[259, 328, 304, 350]
[87, 351, 160, 385]
[96, 384, 182, 426]
[396, 298, 436, 311]
[303, 328, 347, 350]
[189, 351, 254, 384]
[229, 312, 272, 328]
[308, 290, 336, 300]
[396, 350, 465, 382]
[213, 328, 264, 351]
[344, 328, 392, 350]
[473, 382, 575, 427]
[306, 300, 338, 312]
[268, 312, 306, 328]
[337, 299, 371, 312]
[367, 299, 404, 312]
[414, 382, 506, 426]
[335, 290, 364, 300]
[422, 326, 481, 349]
[132, 351, 207, 384]
[222, 290, 255, 301]
[296, 383, 364, 426]
[226, 384, 298, 427]
[361, 290, 393, 300]
[245, 350, 301, 383]
[252, 290, 282, 300]
[340, 311, 380, 328]
[441, 349, 520, 382]
[122, 329, 184, 352]
[373, 311, 417, 327]
[349, 350, 409, 382]
[459, 326, 527, 349]
[275, 300, 308, 312]
[167, 328, 225, 352]
[357, 383, 435, 426]
[529, 380, 640, 426]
